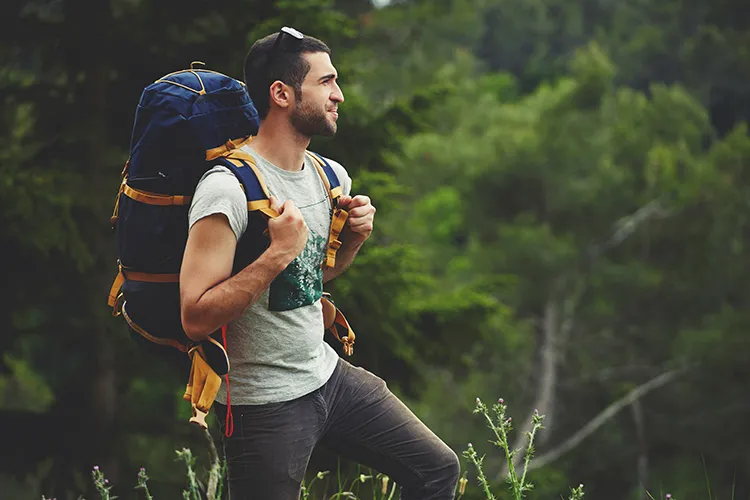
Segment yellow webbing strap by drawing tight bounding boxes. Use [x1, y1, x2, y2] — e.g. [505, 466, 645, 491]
[121, 302, 189, 352]
[219, 152, 281, 219]
[110, 161, 130, 226]
[247, 199, 280, 219]
[183, 344, 223, 429]
[325, 209, 348, 269]
[123, 184, 192, 206]
[305, 152, 349, 269]
[306, 152, 333, 205]
[107, 267, 179, 315]
[107, 268, 125, 310]
[124, 270, 180, 282]
[321, 294, 355, 356]
[306, 152, 343, 200]
[205, 136, 254, 161]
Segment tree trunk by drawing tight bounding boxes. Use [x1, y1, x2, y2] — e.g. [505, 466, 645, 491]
[63, 0, 119, 484]
[632, 399, 649, 499]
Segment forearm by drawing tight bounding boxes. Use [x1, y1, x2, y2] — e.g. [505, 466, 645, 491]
[323, 230, 366, 283]
[182, 247, 289, 339]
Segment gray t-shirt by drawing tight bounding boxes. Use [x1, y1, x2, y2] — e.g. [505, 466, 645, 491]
[188, 144, 352, 405]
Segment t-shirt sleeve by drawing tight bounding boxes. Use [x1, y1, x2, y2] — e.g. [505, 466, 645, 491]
[188, 166, 248, 240]
[324, 157, 352, 197]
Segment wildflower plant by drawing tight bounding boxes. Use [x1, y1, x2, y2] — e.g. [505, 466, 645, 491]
[135, 466, 154, 500]
[463, 397, 584, 500]
[175, 448, 202, 500]
[568, 483, 585, 500]
[301, 470, 330, 500]
[91, 465, 117, 500]
[380, 474, 398, 500]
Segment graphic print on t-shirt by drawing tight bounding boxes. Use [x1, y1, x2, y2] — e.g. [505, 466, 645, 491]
[268, 229, 327, 311]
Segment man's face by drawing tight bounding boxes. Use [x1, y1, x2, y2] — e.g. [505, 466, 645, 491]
[290, 52, 344, 137]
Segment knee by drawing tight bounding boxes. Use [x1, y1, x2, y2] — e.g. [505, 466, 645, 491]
[440, 445, 461, 483]
[428, 442, 461, 492]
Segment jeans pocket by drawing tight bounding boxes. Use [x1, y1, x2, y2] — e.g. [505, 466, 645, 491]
[240, 400, 290, 420]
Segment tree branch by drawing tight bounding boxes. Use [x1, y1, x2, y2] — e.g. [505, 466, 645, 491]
[592, 198, 671, 258]
[527, 369, 684, 472]
[499, 198, 675, 479]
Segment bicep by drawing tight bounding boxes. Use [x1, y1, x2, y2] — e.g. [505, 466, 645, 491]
[180, 213, 237, 306]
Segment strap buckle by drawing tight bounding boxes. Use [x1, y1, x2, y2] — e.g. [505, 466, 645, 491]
[112, 292, 124, 317]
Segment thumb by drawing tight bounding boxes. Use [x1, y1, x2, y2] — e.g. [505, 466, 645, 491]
[337, 195, 353, 208]
[269, 196, 282, 214]
[282, 199, 297, 213]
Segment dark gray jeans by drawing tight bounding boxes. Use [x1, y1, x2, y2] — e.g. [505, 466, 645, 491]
[213, 358, 460, 499]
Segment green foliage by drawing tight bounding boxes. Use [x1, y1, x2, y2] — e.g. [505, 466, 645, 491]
[0, 354, 54, 412]
[3, 0, 750, 497]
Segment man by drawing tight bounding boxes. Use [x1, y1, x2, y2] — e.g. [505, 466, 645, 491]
[179, 27, 460, 499]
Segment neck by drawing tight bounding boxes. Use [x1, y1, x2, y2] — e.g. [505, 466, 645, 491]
[249, 113, 310, 172]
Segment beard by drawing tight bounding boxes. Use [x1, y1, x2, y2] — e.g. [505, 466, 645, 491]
[290, 97, 337, 138]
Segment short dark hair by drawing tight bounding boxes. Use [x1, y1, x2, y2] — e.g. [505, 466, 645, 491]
[244, 30, 331, 119]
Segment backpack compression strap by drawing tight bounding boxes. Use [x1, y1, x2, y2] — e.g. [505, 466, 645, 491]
[107, 157, 193, 314]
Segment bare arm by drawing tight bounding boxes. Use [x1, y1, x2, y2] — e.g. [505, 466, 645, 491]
[323, 194, 375, 283]
[180, 198, 308, 340]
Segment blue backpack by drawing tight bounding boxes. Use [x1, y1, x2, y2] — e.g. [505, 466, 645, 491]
[107, 63, 354, 430]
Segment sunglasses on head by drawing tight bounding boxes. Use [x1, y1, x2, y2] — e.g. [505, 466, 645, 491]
[262, 26, 304, 77]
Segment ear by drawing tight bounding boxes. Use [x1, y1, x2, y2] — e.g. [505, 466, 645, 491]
[269, 81, 293, 110]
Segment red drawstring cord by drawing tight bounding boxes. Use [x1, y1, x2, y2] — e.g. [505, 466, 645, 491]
[222, 324, 234, 437]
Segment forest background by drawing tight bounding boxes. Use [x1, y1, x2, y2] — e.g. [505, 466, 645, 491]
[2, 0, 750, 498]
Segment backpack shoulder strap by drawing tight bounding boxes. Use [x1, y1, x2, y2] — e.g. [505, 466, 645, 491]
[305, 151, 349, 269]
[214, 149, 279, 219]
[213, 148, 348, 269]
[305, 151, 343, 207]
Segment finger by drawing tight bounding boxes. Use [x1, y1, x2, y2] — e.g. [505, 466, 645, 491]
[348, 218, 373, 233]
[348, 195, 371, 208]
[347, 206, 376, 219]
[348, 224, 373, 235]
[280, 199, 298, 217]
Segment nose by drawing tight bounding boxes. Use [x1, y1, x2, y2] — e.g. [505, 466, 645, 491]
[331, 81, 344, 103]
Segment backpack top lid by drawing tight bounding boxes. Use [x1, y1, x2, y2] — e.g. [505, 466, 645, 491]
[127, 63, 260, 193]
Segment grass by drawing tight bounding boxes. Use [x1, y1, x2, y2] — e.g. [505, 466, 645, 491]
[41, 397, 714, 500]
